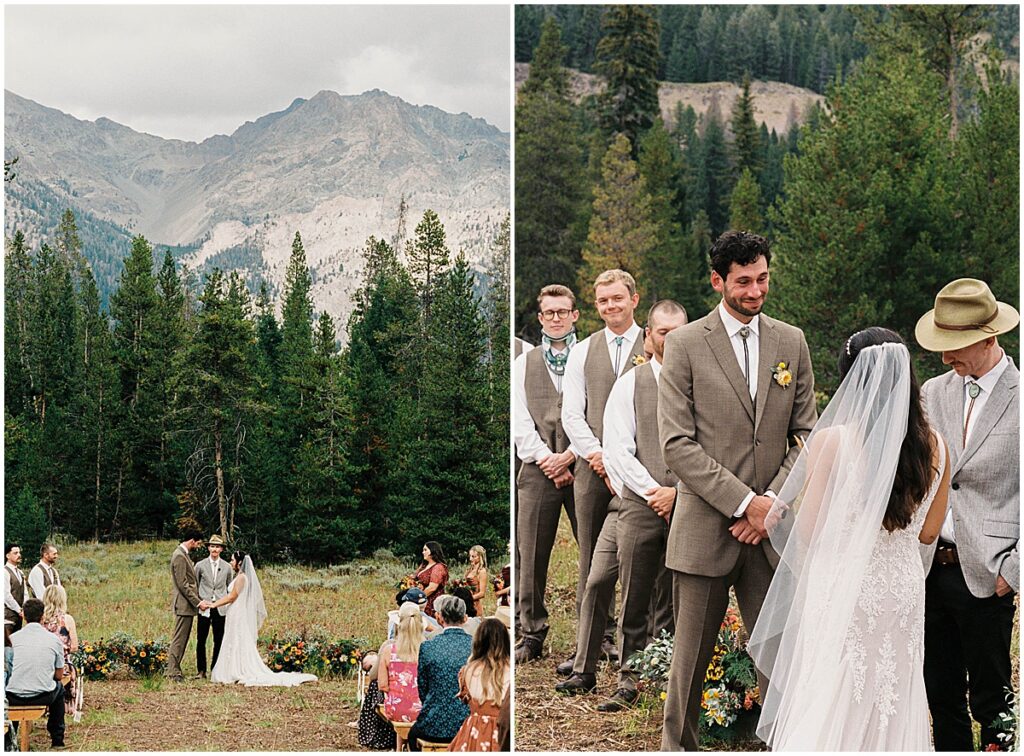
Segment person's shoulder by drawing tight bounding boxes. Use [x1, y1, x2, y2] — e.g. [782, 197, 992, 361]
[921, 370, 956, 394]
[761, 313, 804, 340]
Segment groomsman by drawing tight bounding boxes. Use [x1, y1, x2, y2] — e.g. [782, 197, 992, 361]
[195, 535, 231, 678]
[28, 543, 62, 600]
[556, 300, 686, 711]
[915, 278, 1020, 751]
[559, 269, 645, 671]
[4, 544, 26, 631]
[514, 284, 579, 663]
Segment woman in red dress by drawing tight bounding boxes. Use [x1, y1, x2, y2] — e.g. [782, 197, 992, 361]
[414, 541, 448, 620]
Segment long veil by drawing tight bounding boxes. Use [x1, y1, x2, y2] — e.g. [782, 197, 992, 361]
[239, 555, 268, 632]
[747, 342, 911, 748]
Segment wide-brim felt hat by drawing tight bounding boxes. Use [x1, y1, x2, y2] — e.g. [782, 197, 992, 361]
[915, 278, 1019, 352]
[206, 534, 227, 546]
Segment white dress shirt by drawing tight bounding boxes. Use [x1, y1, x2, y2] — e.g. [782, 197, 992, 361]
[4, 563, 23, 614]
[28, 562, 59, 601]
[603, 359, 664, 501]
[940, 352, 1010, 544]
[718, 302, 760, 401]
[513, 348, 578, 463]
[562, 322, 643, 459]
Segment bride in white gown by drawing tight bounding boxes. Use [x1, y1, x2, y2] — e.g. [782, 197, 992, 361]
[209, 551, 317, 687]
[749, 328, 950, 751]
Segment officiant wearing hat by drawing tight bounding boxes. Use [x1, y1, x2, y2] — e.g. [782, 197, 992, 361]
[915, 278, 1019, 751]
[195, 535, 231, 678]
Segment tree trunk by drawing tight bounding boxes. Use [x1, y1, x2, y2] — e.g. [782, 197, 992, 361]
[215, 424, 228, 538]
[94, 385, 104, 542]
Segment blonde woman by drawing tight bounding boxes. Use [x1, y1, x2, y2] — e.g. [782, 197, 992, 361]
[378, 601, 423, 723]
[464, 545, 489, 618]
[42, 585, 78, 715]
[449, 618, 510, 752]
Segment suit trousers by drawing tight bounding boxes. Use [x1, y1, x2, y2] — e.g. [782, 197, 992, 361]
[516, 463, 577, 646]
[661, 544, 773, 752]
[167, 613, 195, 678]
[924, 560, 1016, 751]
[573, 462, 616, 639]
[573, 497, 672, 691]
[196, 610, 226, 674]
[7, 685, 65, 744]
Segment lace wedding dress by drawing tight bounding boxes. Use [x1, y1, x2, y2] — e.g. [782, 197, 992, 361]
[210, 557, 317, 687]
[750, 343, 946, 751]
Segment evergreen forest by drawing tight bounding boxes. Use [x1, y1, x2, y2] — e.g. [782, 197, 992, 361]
[515, 4, 1019, 394]
[5, 203, 511, 566]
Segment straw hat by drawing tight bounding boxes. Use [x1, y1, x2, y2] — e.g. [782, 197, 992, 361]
[206, 534, 227, 546]
[915, 278, 1019, 352]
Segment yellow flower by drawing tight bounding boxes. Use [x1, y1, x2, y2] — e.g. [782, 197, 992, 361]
[777, 370, 793, 387]
[139, 650, 147, 658]
[776, 361, 786, 370]
[632, 354, 647, 366]
[660, 691, 667, 701]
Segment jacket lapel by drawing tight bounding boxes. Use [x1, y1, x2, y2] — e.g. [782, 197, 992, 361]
[704, 309, 754, 423]
[754, 318, 780, 433]
[957, 361, 1018, 471]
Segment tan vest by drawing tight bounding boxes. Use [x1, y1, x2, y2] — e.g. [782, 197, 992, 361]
[524, 348, 569, 455]
[621, 362, 679, 504]
[583, 330, 645, 442]
[5, 565, 24, 622]
[40, 563, 60, 590]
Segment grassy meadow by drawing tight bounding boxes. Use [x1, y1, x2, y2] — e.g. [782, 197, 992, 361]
[29, 539, 501, 751]
[515, 514, 1020, 752]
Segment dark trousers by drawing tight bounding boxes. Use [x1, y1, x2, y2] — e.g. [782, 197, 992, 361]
[5, 614, 22, 632]
[8, 684, 65, 744]
[924, 561, 1016, 751]
[196, 610, 226, 675]
[407, 722, 450, 752]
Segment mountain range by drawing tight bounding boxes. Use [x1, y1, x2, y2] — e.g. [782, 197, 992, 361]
[4, 88, 509, 328]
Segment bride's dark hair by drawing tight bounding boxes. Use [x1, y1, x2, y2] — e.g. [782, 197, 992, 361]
[231, 550, 247, 571]
[838, 327, 933, 532]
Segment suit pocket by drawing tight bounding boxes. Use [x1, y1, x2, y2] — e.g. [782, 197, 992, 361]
[983, 519, 1019, 539]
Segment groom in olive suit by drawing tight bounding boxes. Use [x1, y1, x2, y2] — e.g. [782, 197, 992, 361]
[658, 232, 817, 751]
[167, 529, 209, 681]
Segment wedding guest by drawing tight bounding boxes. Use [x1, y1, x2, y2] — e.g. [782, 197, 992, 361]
[413, 542, 449, 620]
[464, 545, 489, 617]
[387, 588, 440, 641]
[449, 618, 511, 752]
[41, 584, 78, 716]
[4, 543, 25, 632]
[915, 278, 1020, 751]
[559, 270, 647, 671]
[357, 661, 396, 750]
[28, 543, 62, 601]
[4, 623, 13, 685]
[451, 585, 481, 637]
[514, 284, 581, 664]
[6, 599, 67, 749]
[407, 595, 472, 751]
[378, 601, 423, 723]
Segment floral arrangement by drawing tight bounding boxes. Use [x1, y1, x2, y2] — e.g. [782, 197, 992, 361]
[771, 361, 793, 388]
[395, 575, 417, 591]
[262, 633, 366, 678]
[630, 604, 761, 742]
[988, 688, 1018, 751]
[70, 632, 169, 680]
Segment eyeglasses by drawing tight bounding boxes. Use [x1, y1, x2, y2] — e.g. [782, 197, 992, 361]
[540, 309, 573, 321]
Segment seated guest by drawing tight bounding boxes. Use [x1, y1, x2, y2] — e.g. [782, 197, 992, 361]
[387, 588, 441, 641]
[451, 586, 482, 637]
[355, 652, 395, 750]
[378, 601, 423, 723]
[42, 585, 78, 716]
[449, 618, 511, 752]
[4, 622, 13, 685]
[407, 594, 472, 751]
[6, 598, 67, 749]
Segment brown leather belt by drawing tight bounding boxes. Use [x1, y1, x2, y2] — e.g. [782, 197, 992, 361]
[935, 541, 960, 566]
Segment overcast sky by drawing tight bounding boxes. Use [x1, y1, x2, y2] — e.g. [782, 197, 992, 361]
[5, 5, 510, 142]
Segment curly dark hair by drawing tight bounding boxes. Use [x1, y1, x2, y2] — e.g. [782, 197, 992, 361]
[708, 230, 772, 281]
[839, 327, 934, 532]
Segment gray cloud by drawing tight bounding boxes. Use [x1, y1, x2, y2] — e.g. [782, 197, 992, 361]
[5, 5, 510, 142]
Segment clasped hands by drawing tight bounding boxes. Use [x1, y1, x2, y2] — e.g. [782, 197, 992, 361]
[729, 494, 788, 545]
[538, 449, 577, 488]
[198, 600, 213, 611]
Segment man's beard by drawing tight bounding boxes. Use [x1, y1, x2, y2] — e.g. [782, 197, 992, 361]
[725, 291, 764, 317]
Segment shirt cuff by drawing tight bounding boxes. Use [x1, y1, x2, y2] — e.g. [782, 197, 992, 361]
[733, 491, 756, 518]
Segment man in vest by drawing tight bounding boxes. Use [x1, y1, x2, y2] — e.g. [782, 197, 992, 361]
[4, 544, 26, 631]
[559, 269, 646, 672]
[28, 543, 62, 601]
[556, 300, 686, 710]
[514, 284, 580, 664]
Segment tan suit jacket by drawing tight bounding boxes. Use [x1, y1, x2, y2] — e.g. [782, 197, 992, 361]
[658, 307, 817, 576]
[170, 546, 202, 616]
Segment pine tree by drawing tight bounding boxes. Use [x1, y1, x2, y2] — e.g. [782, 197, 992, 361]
[6, 487, 49, 561]
[279, 232, 316, 440]
[638, 119, 688, 304]
[594, 5, 662, 152]
[5, 231, 35, 416]
[730, 73, 762, 175]
[728, 168, 765, 235]
[405, 209, 451, 324]
[577, 133, 659, 332]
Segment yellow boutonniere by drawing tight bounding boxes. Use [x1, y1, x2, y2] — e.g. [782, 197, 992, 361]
[771, 361, 793, 388]
[632, 354, 647, 366]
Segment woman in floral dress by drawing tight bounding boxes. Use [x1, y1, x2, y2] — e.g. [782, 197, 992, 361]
[449, 618, 510, 752]
[42, 585, 78, 716]
[414, 542, 449, 620]
[378, 601, 423, 723]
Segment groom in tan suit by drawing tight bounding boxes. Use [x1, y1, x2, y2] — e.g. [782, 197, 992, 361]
[658, 231, 817, 750]
[167, 529, 209, 681]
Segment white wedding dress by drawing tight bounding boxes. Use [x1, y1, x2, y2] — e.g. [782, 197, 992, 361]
[750, 343, 946, 751]
[210, 556, 317, 687]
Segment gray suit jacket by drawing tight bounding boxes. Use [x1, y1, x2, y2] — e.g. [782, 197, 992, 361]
[658, 308, 818, 576]
[195, 557, 232, 617]
[921, 359, 1020, 595]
